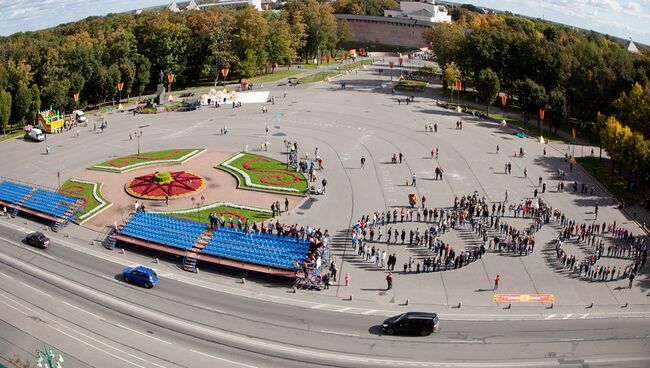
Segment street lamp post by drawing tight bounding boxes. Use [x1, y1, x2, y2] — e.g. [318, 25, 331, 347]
[135, 130, 143, 155]
[191, 195, 205, 222]
[539, 108, 545, 138]
[220, 67, 229, 86]
[35, 346, 64, 368]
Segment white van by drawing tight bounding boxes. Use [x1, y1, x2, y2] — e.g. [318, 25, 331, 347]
[24, 128, 45, 142]
[72, 110, 87, 125]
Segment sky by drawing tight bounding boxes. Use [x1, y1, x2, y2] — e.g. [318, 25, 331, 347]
[457, 0, 650, 45]
[0, 0, 649, 45]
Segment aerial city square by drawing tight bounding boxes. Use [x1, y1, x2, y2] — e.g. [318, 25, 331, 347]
[0, 0, 648, 367]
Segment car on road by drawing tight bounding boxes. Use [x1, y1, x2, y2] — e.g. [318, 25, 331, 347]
[122, 266, 159, 288]
[25, 232, 49, 248]
[381, 312, 439, 336]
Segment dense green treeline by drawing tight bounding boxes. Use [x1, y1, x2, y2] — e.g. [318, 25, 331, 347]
[0, 0, 349, 131]
[426, 8, 650, 197]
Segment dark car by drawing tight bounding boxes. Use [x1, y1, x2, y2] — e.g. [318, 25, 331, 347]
[25, 232, 49, 249]
[122, 266, 159, 288]
[381, 312, 439, 336]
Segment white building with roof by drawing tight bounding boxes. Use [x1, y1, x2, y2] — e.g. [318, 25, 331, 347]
[627, 39, 640, 54]
[384, 0, 451, 23]
[167, 1, 180, 12]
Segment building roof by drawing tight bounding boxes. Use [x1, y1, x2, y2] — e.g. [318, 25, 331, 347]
[409, 9, 434, 17]
[187, 0, 199, 10]
[167, 1, 180, 12]
[335, 13, 434, 27]
[627, 40, 640, 54]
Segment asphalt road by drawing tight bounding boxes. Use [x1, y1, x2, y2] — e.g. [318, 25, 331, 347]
[0, 224, 648, 368]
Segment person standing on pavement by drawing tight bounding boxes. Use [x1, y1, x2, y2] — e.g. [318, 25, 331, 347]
[386, 272, 393, 290]
[494, 275, 500, 290]
[360, 156, 366, 169]
[322, 178, 327, 193]
[629, 272, 635, 289]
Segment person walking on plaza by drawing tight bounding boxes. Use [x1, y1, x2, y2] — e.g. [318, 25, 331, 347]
[345, 273, 350, 286]
[386, 272, 393, 290]
[629, 272, 635, 289]
[494, 275, 500, 290]
[411, 173, 417, 186]
[284, 197, 289, 212]
[360, 156, 366, 169]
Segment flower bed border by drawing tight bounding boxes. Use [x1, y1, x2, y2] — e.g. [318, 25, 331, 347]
[218, 152, 307, 196]
[59, 179, 112, 224]
[90, 149, 204, 173]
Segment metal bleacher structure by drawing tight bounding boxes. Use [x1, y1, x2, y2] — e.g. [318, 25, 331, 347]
[0, 179, 84, 231]
[112, 211, 311, 278]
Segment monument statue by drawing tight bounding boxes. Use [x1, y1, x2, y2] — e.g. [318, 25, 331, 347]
[159, 70, 164, 85]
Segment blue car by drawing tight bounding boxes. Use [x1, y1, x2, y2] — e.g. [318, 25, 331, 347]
[122, 266, 159, 288]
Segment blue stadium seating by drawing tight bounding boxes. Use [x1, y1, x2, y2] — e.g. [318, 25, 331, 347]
[0, 181, 32, 204]
[120, 212, 204, 250]
[204, 227, 310, 269]
[21, 189, 78, 218]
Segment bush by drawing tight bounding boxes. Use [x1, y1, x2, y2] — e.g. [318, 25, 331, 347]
[153, 172, 172, 184]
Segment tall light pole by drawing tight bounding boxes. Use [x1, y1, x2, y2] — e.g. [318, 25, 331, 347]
[135, 130, 143, 155]
[35, 346, 64, 368]
[220, 67, 229, 86]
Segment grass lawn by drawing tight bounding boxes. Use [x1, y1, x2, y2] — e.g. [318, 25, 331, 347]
[90, 149, 202, 172]
[219, 152, 308, 195]
[301, 59, 340, 69]
[576, 157, 639, 205]
[299, 71, 340, 84]
[394, 79, 427, 92]
[336, 59, 374, 71]
[249, 69, 301, 84]
[58, 179, 110, 222]
[163, 204, 271, 226]
[0, 131, 23, 143]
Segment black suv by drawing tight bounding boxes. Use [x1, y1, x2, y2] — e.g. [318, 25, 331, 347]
[25, 232, 49, 249]
[381, 312, 439, 336]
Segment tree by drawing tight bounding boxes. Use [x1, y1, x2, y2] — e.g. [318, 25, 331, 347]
[476, 68, 500, 116]
[547, 88, 567, 134]
[613, 82, 650, 137]
[119, 59, 136, 101]
[423, 23, 464, 89]
[232, 7, 268, 78]
[134, 55, 151, 100]
[443, 63, 461, 102]
[514, 78, 546, 131]
[266, 13, 295, 72]
[0, 90, 11, 134]
[29, 84, 41, 123]
[12, 83, 31, 125]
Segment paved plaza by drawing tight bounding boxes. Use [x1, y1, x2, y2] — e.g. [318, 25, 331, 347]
[1, 59, 647, 314]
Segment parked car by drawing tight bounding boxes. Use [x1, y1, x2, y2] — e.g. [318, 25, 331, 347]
[24, 128, 45, 142]
[25, 232, 49, 248]
[381, 312, 439, 336]
[71, 110, 87, 125]
[122, 266, 159, 288]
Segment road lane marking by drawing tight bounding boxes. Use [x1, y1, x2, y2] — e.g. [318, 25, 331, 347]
[0, 271, 14, 279]
[116, 324, 172, 345]
[190, 349, 258, 368]
[361, 309, 377, 315]
[545, 314, 556, 320]
[580, 314, 589, 319]
[62, 301, 106, 321]
[0, 292, 149, 368]
[195, 304, 226, 314]
[319, 330, 360, 337]
[20, 282, 51, 298]
[562, 314, 572, 320]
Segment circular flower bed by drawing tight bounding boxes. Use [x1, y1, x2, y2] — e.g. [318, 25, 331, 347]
[126, 171, 205, 199]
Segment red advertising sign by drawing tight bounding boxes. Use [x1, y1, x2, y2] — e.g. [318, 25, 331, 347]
[493, 294, 554, 303]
